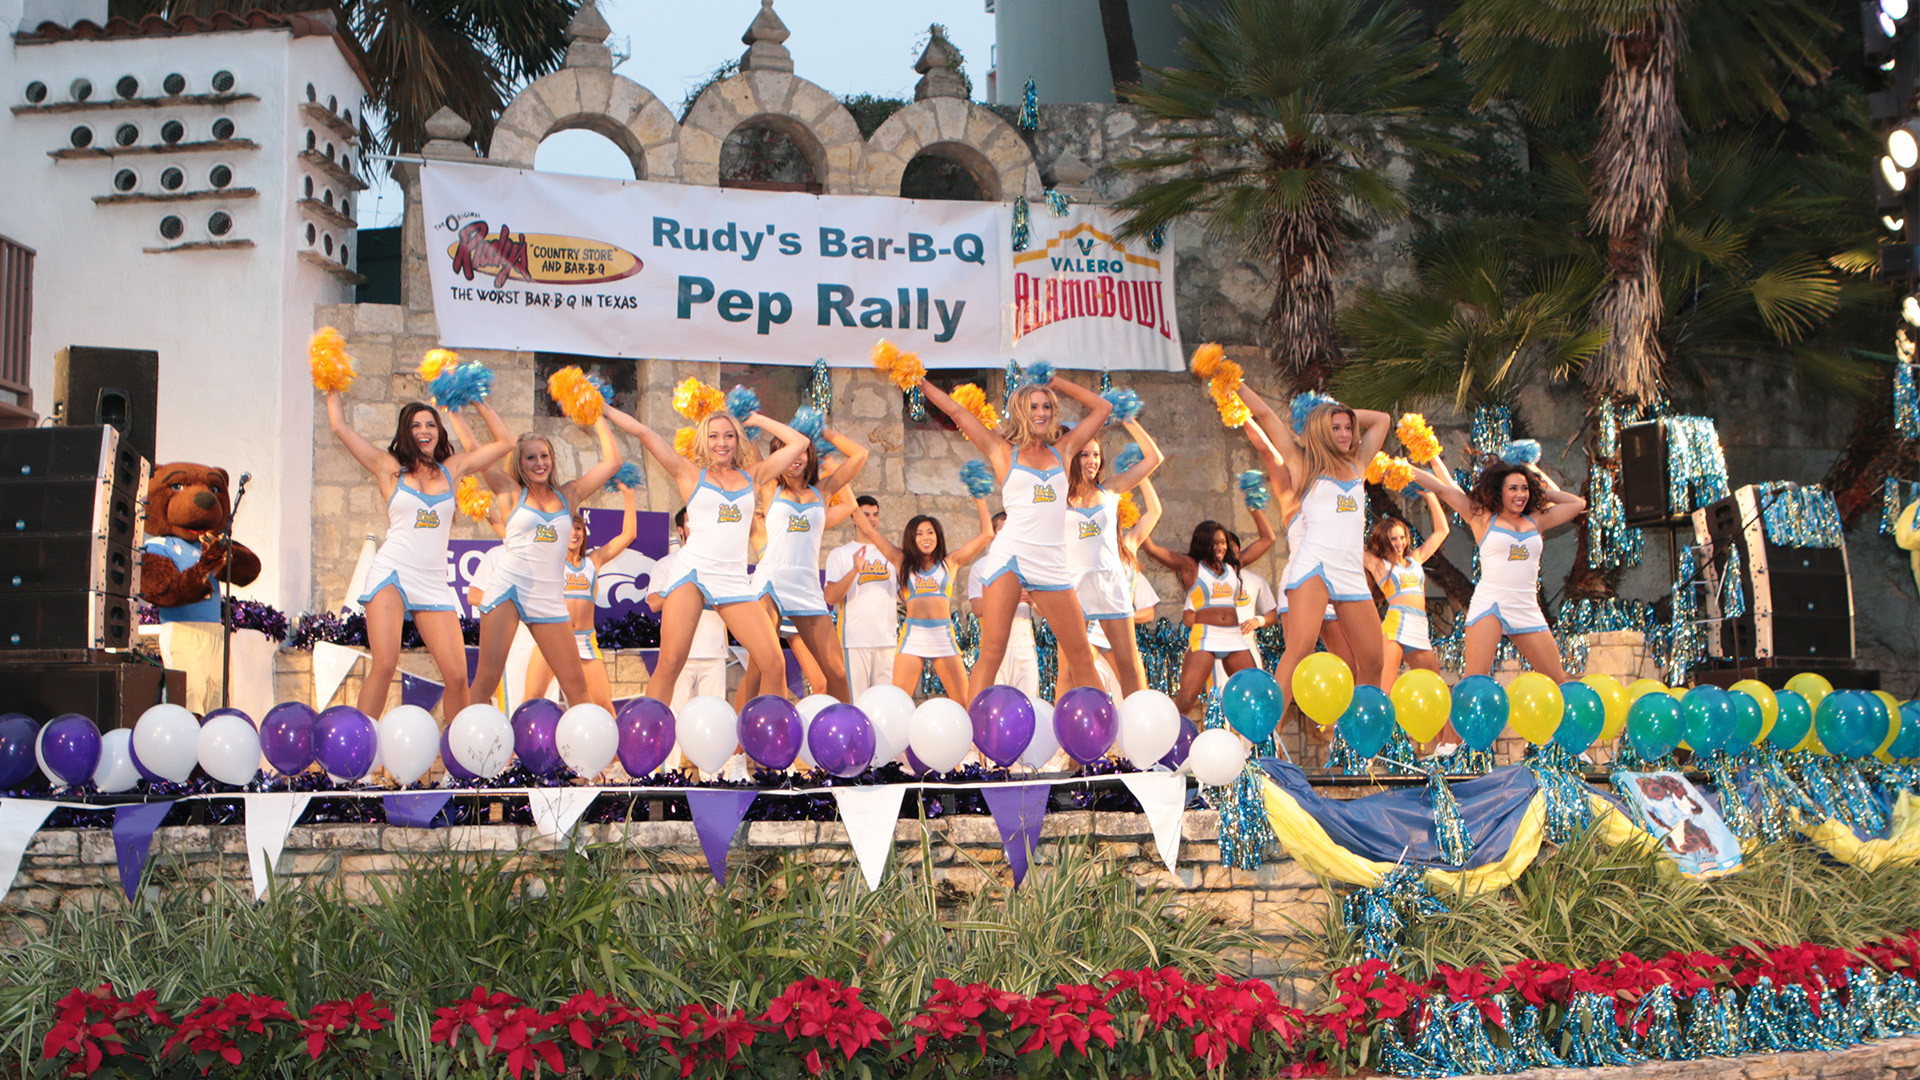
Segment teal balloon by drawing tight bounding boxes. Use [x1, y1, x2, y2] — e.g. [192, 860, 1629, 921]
[1555, 682, 1605, 753]
[1626, 693, 1683, 760]
[1726, 691, 1763, 750]
[1452, 675, 1508, 752]
[1681, 686, 1734, 757]
[1221, 668, 1282, 745]
[1770, 690, 1812, 751]
[1336, 685, 1395, 758]
[1891, 703, 1920, 761]
[1816, 691, 1879, 759]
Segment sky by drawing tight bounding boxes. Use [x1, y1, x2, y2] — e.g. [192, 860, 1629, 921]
[358, 0, 998, 227]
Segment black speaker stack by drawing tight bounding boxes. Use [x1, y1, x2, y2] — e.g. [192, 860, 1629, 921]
[1689, 484, 1858, 672]
[1619, 421, 1676, 526]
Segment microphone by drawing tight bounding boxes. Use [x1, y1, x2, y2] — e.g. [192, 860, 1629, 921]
[238, 472, 252, 484]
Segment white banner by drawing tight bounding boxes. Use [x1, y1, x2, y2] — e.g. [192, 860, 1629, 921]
[1003, 204, 1184, 371]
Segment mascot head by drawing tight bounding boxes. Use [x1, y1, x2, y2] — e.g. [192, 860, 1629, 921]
[145, 463, 234, 539]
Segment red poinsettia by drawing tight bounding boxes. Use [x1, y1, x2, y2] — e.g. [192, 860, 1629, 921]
[656, 1002, 765, 1078]
[760, 977, 894, 1075]
[429, 985, 525, 1049]
[1495, 958, 1572, 1007]
[1000, 983, 1119, 1057]
[300, 993, 393, 1060]
[41, 984, 174, 1077]
[904, 979, 1022, 1056]
[160, 992, 295, 1073]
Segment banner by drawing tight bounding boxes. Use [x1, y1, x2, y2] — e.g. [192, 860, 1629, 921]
[1003, 204, 1184, 372]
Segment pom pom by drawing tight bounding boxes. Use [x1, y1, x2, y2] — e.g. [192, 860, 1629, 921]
[1239, 469, 1271, 510]
[308, 327, 356, 393]
[1114, 442, 1145, 473]
[672, 427, 697, 460]
[1217, 392, 1251, 429]
[1207, 359, 1244, 400]
[789, 406, 826, 441]
[950, 383, 1001, 433]
[605, 462, 643, 493]
[725, 384, 759, 422]
[428, 362, 493, 410]
[1396, 413, 1441, 464]
[1190, 343, 1225, 380]
[959, 459, 996, 499]
[1101, 387, 1142, 424]
[1501, 439, 1542, 466]
[591, 375, 615, 404]
[1383, 458, 1416, 492]
[1023, 359, 1055, 387]
[1117, 491, 1142, 530]
[1366, 452, 1392, 485]
[672, 377, 725, 422]
[547, 366, 604, 426]
[455, 475, 493, 523]
[870, 339, 925, 391]
[1290, 391, 1336, 433]
[418, 348, 459, 381]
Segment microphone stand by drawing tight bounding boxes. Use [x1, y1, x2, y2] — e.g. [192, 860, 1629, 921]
[219, 473, 250, 710]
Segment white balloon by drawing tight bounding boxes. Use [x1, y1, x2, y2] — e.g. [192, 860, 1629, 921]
[378, 705, 440, 786]
[197, 714, 262, 786]
[448, 704, 513, 779]
[795, 694, 837, 768]
[556, 703, 618, 777]
[1020, 698, 1060, 768]
[1188, 729, 1249, 787]
[93, 729, 140, 793]
[1118, 690, 1182, 766]
[909, 698, 972, 773]
[33, 728, 51, 785]
[676, 696, 738, 775]
[856, 685, 915, 766]
[133, 704, 200, 783]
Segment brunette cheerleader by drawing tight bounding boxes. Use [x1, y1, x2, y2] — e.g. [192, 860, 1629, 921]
[853, 500, 996, 705]
[524, 481, 637, 712]
[1363, 486, 1449, 684]
[1066, 419, 1163, 697]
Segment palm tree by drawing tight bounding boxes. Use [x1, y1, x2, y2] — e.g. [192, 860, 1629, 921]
[1111, 0, 1468, 391]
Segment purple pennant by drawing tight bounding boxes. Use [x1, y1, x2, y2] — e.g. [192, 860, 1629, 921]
[685, 789, 757, 884]
[401, 672, 445, 713]
[112, 802, 174, 902]
[979, 784, 1051, 886]
[637, 650, 660, 675]
[383, 793, 453, 828]
[785, 652, 805, 697]
[464, 647, 482, 684]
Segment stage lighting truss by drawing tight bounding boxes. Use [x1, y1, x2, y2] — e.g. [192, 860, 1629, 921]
[1873, 0, 1920, 291]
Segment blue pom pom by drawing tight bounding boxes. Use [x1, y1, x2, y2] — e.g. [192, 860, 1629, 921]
[1239, 469, 1271, 510]
[1290, 391, 1335, 433]
[590, 375, 615, 404]
[1024, 359, 1055, 387]
[726, 384, 759, 421]
[605, 462, 643, 493]
[789, 406, 825, 441]
[1101, 387, 1142, 425]
[960, 459, 996, 498]
[429, 363, 493, 410]
[1501, 439, 1541, 466]
[1114, 442, 1144, 473]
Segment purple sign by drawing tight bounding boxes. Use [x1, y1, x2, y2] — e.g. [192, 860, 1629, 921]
[447, 507, 674, 625]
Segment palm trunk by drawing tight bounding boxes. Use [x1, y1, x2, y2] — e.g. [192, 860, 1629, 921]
[1264, 203, 1345, 393]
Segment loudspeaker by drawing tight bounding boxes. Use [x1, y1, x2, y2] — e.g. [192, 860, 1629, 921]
[0, 590, 133, 650]
[55, 346, 158, 467]
[1619, 422, 1672, 526]
[0, 660, 182, 729]
[0, 535, 138, 594]
[0, 425, 147, 575]
[1690, 486, 1855, 663]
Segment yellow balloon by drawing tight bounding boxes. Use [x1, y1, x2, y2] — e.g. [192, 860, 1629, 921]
[1627, 679, 1668, 705]
[1508, 671, 1564, 745]
[1293, 652, 1355, 729]
[1729, 679, 1777, 741]
[1391, 669, 1452, 743]
[1581, 673, 1629, 741]
[1667, 687, 1688, 700]
[1873, 691, 1901, 759]
[1784, 673, 1833, 719]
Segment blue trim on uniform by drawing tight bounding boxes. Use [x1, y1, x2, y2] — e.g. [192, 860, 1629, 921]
[358, 571, 457, 613]
[1283, 563, 1371, 603]
[904, 616, 950, 628]
[696, 469, 754, 499]
[393, 464, 457, 507]
[1087, 611, 1132, 621]
[1483, 523, 1541, 542]
[1466, 601, 1547, 636]
[771, 485, 823, 511]
[1317, 475, 1364, 491]
[979, 557, 1073, 592]
[1008, 446, 1065, 478]
[666, 568, 768, 608]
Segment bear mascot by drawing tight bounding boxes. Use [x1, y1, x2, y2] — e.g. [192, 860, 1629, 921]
[142, 464, 261, 713]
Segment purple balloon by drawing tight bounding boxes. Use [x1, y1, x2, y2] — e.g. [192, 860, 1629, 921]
[740, 695, 804, 770]
[1054, 687, 1118, 765]
[616, 698, 674, 777]
[314, 705, 377, 782]
[808, 704, 876, 778]
[202, 707, 254, 729]
[903, 747, 930, 776]
[1159, 717, 1199, 770]
[261, 702, 318, 776]
[969, 685, 1035, 768]
[130, 737, 160, 784]
[0, 714, 38, 788]
[439, 725, 478, 781]
[41, 714, 101, 786]
[511, 699, 565, 775]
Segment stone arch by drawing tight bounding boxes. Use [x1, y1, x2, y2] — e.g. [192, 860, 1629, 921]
[862, 100, 1040, 201]
[486, 67, 681, 181]
[679, 71, 865, 193]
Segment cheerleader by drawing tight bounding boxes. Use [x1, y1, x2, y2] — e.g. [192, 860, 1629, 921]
[1066, 419, 1163, 697]
[324, 392, 510, 722]
[1414, 444, 1586, 681]
[1087, 474, 1165, 691]
[1363, 486, 1449, 684]
[854, 500, 996, 705]
[524, 481, 637, 713]
[604, 405, 811, 701]
[918, 373, 1112, 700]
[468, 420, 623, 707]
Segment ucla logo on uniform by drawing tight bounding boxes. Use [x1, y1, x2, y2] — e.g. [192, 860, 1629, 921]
[413, 509, 440, 529]
[1335, 494, 1358, 513]
[534, 523, 558, 543]
[1210, 583, 1234, 601]
[1077, 518, 1102, 540]
[857, 557, 890, 584]
[1033, 484, 1057, 503]
[717, 503, 742, 523]
[786, 514, 812, 533]
[1507, 543, 1530, 561]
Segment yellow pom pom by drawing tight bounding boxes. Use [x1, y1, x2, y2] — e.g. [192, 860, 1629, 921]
[1190, 343, 1225, 380]
[1366, 452, 1392, 485]
[308, 327, 356, 394]
[673, 427, 697, 459]
[949, 383, 1000, 433]
[455, 474, 494, 523]
[546, 366, 604, 426]
[1396, 413, 1441, 464]
[1384, 457, 1416, 492]
[1216, 391, 1250, 429]
[870, 339, 925, 391]
[1208, 359, 1243, 403]
[1117, 491, 1142, 530]
[672, 377, 724, 422]
[419, 348, 459, 381]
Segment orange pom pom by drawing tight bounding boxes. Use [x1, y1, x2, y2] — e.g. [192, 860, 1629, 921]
[418, 348, 459, 381]
[949, 383, 1000, 434]
[870, 339, 925, 391]
[546, 366, 604, 426]
[1396, 413, 1441, 464]
[673, 427, 697, 459]
[1365, 452, 1392, 485]
[1190, 343, 1225, 380]
[308, 327, 355, 393]
[1117, 491, 1142, 530]
[672, 377, 724, 422]
[1216, 392, 1251, 429]
[1208, 360, 1243, 404]
[1383, 457, 1416, 491]
[455, 474, 494, 523]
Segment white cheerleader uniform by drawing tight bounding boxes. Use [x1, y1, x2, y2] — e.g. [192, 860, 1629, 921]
[898, 561, 959, 659]
[751, 488, 829, 617]
[978, 448, 1073, 591]
[1280, 475, 1370, 602]
[1277, 513, 1337, 621]
[1068, 490, 1133, 620]
[1465, 518, 1548, 634]
[357, 464, 459, 612]
[480, 491, 573, 624]
[1185, 561, 1247, 656]
[563, 558, 601, 660]
[1379, 559, 1432, 651]
[665, 471, 765, 606]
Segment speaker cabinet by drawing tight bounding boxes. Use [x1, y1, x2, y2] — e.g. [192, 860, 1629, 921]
[54, 346, 158, 467]
[0, 590, 133, 650]
[0, 535, 138, 595]
[0, 660, 182, 729]
[1690, 486, 1855, 663]
[0, 425, 147, 577]
[1619, 421, 1672, 526]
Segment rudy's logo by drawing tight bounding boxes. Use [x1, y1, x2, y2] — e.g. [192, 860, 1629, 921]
[1077, 519, 1103, 540]
[1033, 483, 1057, 504]
[533, 523, 559, 543]
[1508, 544, 1531, 562]
[717, 503, 743, 524]
[449, 222, 642, 287]
[786, 514, 812, 533]
[413, 509, 440, 529]
[1335, 494, 1359, 513]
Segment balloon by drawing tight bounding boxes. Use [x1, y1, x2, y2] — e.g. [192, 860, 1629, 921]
[1784, 673, 1833, 722]
[795, 694, 837, 768]
[202, 707, 254, 729]
[1626, 692, 1683, 760]
[1770, 689, 1813, 751]
[1892, 702, 1920, 762]
[196, 713, 261, 786]
[1729, 679, 1778, 741]
[1555, 682, 1605, 753]
[93, 729, 139, 793]
[1117, 690, 1181, 765]
[1222, 668, 1283, 743]
[378, 705, 440, 786]
[1726, 691, 1764, 751]
[1020, 698, 1060, 768]
[1054, 687, 1118, 765]
[1507, 672, 1563, 746]
[510, 699, 565, 775]
[1667, 687, 1688, 701]
[315, 705, 378, 782]
[1160, 718, 1199, 770]
[1816, 691, 1879, 759]
[969, 685, 1035, 768]
[1626, 679, 1668, 705]
[0, 714, 36, 788]
[1390, 670, 1451, 743]
[1451, 675, 1508, 752]
[1336, 685, 1395, 758]
[856, 685, 915, 767]
[675, 696, 738, 776]
[1581, 674, 1629, 742]
[1680, 686, 1734, 757]
[808, 704, 876, 778]
[448, 703, 513, 778]
[439, 725, 478, 781]
[556, 703, 618, 777]
[1188, 729, 1248, 786]
[908, 698, 972, 773]
[38, 714, 101, 787]
[1292, 653, 1354, 729]
[259, 702, 317, 777]
[615, 698, 675, 778]
[738, 695, 804, 770]
[1872, 691, 1902, 758]
[135, 703, 202, 783]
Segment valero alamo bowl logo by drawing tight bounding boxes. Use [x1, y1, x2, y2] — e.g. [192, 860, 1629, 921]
[448, 222, 642, 287]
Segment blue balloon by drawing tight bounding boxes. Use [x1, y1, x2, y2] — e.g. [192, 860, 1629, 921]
[1221, 668, 1283, 745]
[1555, 682, 1605, 753]
[1816, 690, 1880, 759]
[1452, 675, 1508, 752]
[1626, 693, 1683, 760]
[1726, 691, 1764, 750]
[1891, 702, 1920, 762]
[1681, 686, 1734, 757]
[0, 714, 38, 788]
[1770, 690, 1813, 751]
[1336, 685, 1395, 758]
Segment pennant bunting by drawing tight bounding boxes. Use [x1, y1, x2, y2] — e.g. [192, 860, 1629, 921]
[112, 802, 175, 902]
[685, 789, 757, 884]
[383, 792, 454, 828]
[241, 793, 313, 900]
[1120, 772, 1190, 875]
[0, 800, 57, 905]
[400, 672, 445, 713]
[831, 785, 907, 891]
[528, 788, 598, 842]
[980, 784, 1051, 886]
[310, 642, 365, 709]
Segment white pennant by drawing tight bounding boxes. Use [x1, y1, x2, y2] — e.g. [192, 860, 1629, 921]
[242, 793, 313, 900]
[831, 785, 907, 892]
[528, 788, 598, 842]
[0, 800, 57, 905]
[310, 642, 365, 709]
[1121, 772, 1190, 876]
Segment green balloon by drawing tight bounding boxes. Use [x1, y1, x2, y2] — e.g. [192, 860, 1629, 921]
[1770, 689, 1812, 751]
[1727, 691, 1764, 748]
[1221, 668, 1282, 744]
[1626, 693, 1683, 760]
[1555, 682, 1605, 752]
